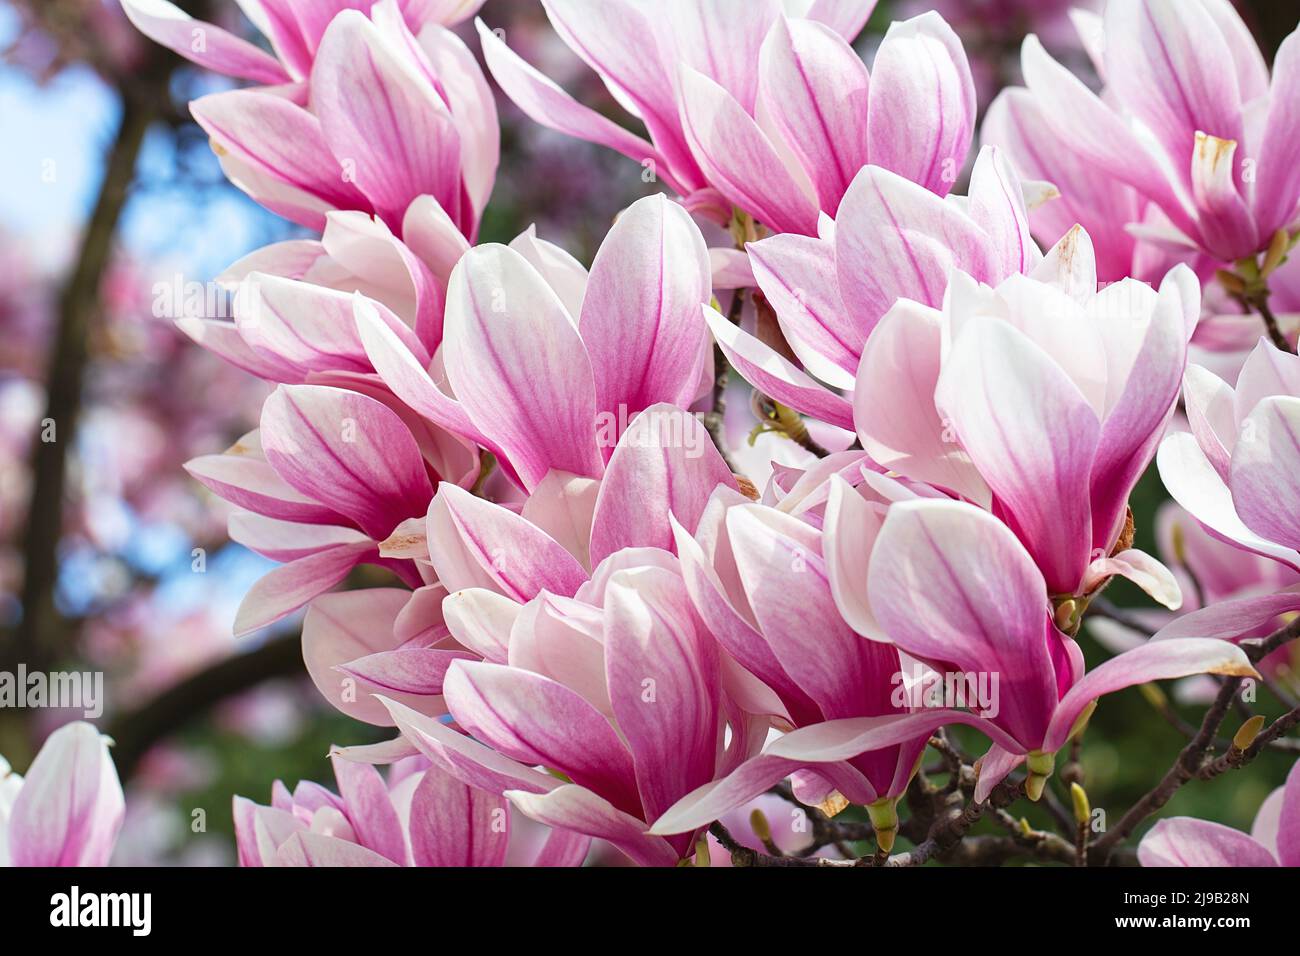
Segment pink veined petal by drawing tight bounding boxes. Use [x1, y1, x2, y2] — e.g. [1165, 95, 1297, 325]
[1138, 817, 1276, 867]
[508, 226, 589, 322]
[376, 696, 559, 797]
[303, 588, 436, 726]
[443, 244, 603, 491]
[276, 831, 400, 867]
[1189, 133, 1258, 260]
[1255, 31, 1300, 240]
[670, 514, 822, 726]
[936, 317, 1100, 593]
[1018, 35, 1191, 238]
[834, 164, 997, 325]
[677, 66, 819, 235]
[504, 785, 679, 867]
[260, 384, 433, 540]
[528, 825, 592, 867]
[822, 475, 885, 640]
[704, 305, 854, 430]
[1230, 397, 1300, 552]
[580, 195, 711, 419]
[747, 231, 859, 388]
[520, 471, 599, 570]
[852, 299, 991, 506]
[7, 723, 124, 867]
[1103, 0, 1244, 192]
[659, 0, 779, 113]
[427, 483, 589, 601]
[966, 145, 1038, 280]
[311, 11, 463, 231]
[865, 12, 975, 197]
[1183, 364, 1237, 481]
[475, 18, 684, 195]
[589, 404, 737, 567]
[1158, 431, 1300, 572]
[417, 24, 499, 231]
[175, 316, 306, 382]
[441, 588, 518, 664]
[234, 542, 372, 637]
[1151, 589, 1300, 643]
[868, 499, 1060, 749]
[756, 16, 870, 214]
[330, 753, 408, 864]
[408, 763, 509, 866]
[973, 745, 1026, 804]
[794, 0, 879, 41]
[603, 567, 720, 825]
[539, 0, 701, 188]
[727, 504, 880, 720]
[1089, 266, 1196, 551]
[1046, 638, 1256, 753]
[444, 661, 641, 816]
[229, 513, 370, 563]
[235, 273, 428, 377]
[121, 0, 291, 84]
[402, 194, 472, 287]
[184, 452, 341, 525]
[189, 88, 365, 213]
[1234, 339, 1300, 427]
[337, 648, 477, 696]
[1084, 549, 1183, 610]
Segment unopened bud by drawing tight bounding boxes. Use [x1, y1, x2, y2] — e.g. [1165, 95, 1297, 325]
[1233, 714, 1266, 752]
[749, 808, 772, 844]
[1018, 817, 1033, 836]
[1025, 750, 1055, 802]
[1068, 700, 1098, 741]
[866, 797, 899, 854]
[1070, 783, 1091, 824]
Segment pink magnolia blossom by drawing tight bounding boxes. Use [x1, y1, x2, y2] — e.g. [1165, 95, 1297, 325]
[1159, 339, 1300, 576]
[234, 752, 588, 866]
[130, 0, 498, 236]
[1, 722, 124, 867]
[852, 233, 1200, 601]
[1139, 757, 1300, 867]
[652, 494, 1253, 834]
[300, 403, 738, 728]
[356, 193, 714, 492]
[479, 2, 976, 231]
[121, 0, 486, 84]
[995, 0, 1300, 263]
[712, 145, 1042, 431]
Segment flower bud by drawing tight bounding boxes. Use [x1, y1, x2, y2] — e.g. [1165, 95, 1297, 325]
[866, 797, 899, 854]
[1024, 750, 1055, 801]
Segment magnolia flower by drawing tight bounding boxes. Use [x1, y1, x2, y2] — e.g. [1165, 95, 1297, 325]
[300, 403, 738, 726]
[666, 481, 929, 848]
[718, 145, 1042, 429]
[131, 0, 498, 236]
[122, 0, 486, 83]
[1156, 338, 1300, 631]
[852, 233, 1200, 602]
[235, 753, 588, 866]
[185, 385, 471, 635]
[179, 205, 456, 377]
[1, 722, 124, 867]
[356, 193, 713, 492]
[1139, 758, 1300, 866]
[367, 551, 747, 867]
[998, 0, 1300, 263]
[479, 2, 974, 231]
[1160, 340, 1300, 575]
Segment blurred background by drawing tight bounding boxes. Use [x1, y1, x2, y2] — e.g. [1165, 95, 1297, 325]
[0, 0, 1294, 865]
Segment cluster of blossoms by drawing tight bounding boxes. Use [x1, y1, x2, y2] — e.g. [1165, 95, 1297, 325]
[16, 0, 1294, 867]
